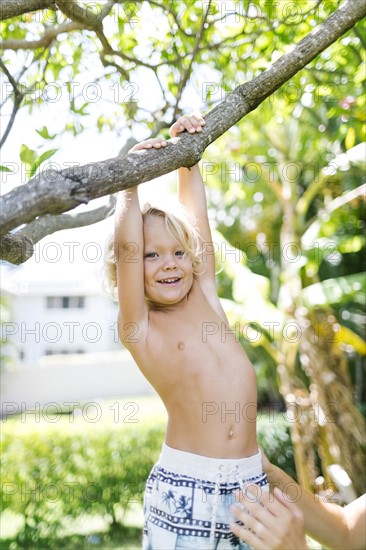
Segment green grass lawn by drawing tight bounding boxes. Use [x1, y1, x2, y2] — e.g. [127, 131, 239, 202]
[4, 394, 168, 436]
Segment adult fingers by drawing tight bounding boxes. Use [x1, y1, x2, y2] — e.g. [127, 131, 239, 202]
[231, 500, 276, 544]
[230, 520, 264, 550]
[231, 488, 307, 550]
[272, 488, 305, 523]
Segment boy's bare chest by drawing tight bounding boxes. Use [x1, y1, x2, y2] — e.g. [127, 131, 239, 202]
[142, 305, 251, 400]
[148, 301, 240, 361]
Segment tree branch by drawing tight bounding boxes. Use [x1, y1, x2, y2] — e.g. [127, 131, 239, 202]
[0, 234, 34, 265]
[0, 59, 24, 148]
[1, 198, 116, 265]
[0, 0, 55, 21]
[0, 0, 365, 262]
[55, 0, 102, 29]
[0, 21, 84, 51]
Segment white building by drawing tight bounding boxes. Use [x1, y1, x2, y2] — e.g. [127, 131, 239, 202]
[1, 258, 120, 364]
[0, 222, 154, 414]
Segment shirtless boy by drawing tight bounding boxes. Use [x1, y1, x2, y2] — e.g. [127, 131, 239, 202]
[107, 113, 268, 549]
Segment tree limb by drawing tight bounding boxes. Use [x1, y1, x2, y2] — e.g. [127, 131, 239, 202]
[0, 234, 34, 265]
[1, 0, 365, 262]
[0, 21, 84, 51]
[1, 198, 116, 265]
[55, 0, 102, 29]
[0, 0, 55, 21]
[0, 59, 24, 148]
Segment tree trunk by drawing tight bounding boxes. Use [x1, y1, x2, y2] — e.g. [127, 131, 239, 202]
[277, 173, 365, 496]
[302, 312, 366, 496]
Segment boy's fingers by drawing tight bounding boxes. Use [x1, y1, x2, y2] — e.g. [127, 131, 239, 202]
[169, 112, 205, 137]
[129, 137, 167, 152]
[152, 139, 167, 148]
[169, 121, 185, 137]
[191, 113, 206, 125]
[180, 118, 196, 133]
[230, 504, 270, 544]
[230, 521, 262, 549]
[185, 115, 204, 131]
[174, 113, 205, 133]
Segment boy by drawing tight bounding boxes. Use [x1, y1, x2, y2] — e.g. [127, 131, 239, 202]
[108, 113, 267, 549]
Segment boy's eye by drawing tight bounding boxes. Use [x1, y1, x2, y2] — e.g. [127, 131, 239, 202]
[145, 252, 158, 258]
[175, 250, 185, 257]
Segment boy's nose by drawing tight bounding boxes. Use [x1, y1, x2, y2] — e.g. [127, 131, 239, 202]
[163, 256, 177, 270]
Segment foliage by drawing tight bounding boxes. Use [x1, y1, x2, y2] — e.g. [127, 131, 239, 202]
[257, 412, 296, 479]
[1, 418, 164, 547]
[1, 2, 364, 164]
[0, 411, 294, 547]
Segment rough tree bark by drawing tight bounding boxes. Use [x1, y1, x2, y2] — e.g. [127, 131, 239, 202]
[1, 0, 365, 264]
[0, 0, 54, 21]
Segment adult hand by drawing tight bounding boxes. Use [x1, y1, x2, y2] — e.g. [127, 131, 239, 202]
[230, 487, 308, 550]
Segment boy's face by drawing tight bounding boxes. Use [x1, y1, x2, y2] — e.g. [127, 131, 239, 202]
[143, 216, 194, 306]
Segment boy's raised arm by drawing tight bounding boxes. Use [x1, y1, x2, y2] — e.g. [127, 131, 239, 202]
[114, 137, 169, 344]
[170, 114, 216, 284]
[114, 187, 147, 341]
[171, 113, 228, 321]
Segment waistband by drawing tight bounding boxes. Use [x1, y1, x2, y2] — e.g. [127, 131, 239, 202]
[158, 443, 263, 483]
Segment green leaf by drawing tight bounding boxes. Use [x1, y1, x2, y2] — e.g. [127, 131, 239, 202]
[20, 144, 37, 167]
[301, 273, 366, 307]
[37, 149, 58, 165]
[71, 101, 89, 116]
[36, 127, 57, 140]
[32, 149, 58, 173]
[0, 165, 12, 173]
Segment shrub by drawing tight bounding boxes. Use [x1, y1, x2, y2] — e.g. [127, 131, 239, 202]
[257, 411, 297, 480]
[1, 419, 165, 547]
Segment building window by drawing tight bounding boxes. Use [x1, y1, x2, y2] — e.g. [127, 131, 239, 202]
[46, 296, 85, 309]
[44, 349, 85, 356]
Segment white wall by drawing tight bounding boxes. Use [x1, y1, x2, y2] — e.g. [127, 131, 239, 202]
[6, 293, 120, 364]
[1, 350, 155, 417]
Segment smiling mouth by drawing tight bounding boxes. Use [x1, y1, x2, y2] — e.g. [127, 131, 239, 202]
[158, 277, 181, 284]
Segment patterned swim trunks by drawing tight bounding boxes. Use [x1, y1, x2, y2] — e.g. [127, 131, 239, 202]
[143, 443, 269, 550]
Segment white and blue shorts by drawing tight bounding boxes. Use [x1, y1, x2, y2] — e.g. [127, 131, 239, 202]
[143, 443, 269, 550]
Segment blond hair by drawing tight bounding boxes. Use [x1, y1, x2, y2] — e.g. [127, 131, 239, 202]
[103, 205, 204, 301]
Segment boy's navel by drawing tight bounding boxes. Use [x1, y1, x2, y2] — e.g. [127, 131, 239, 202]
[177, 341, 185, 351]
